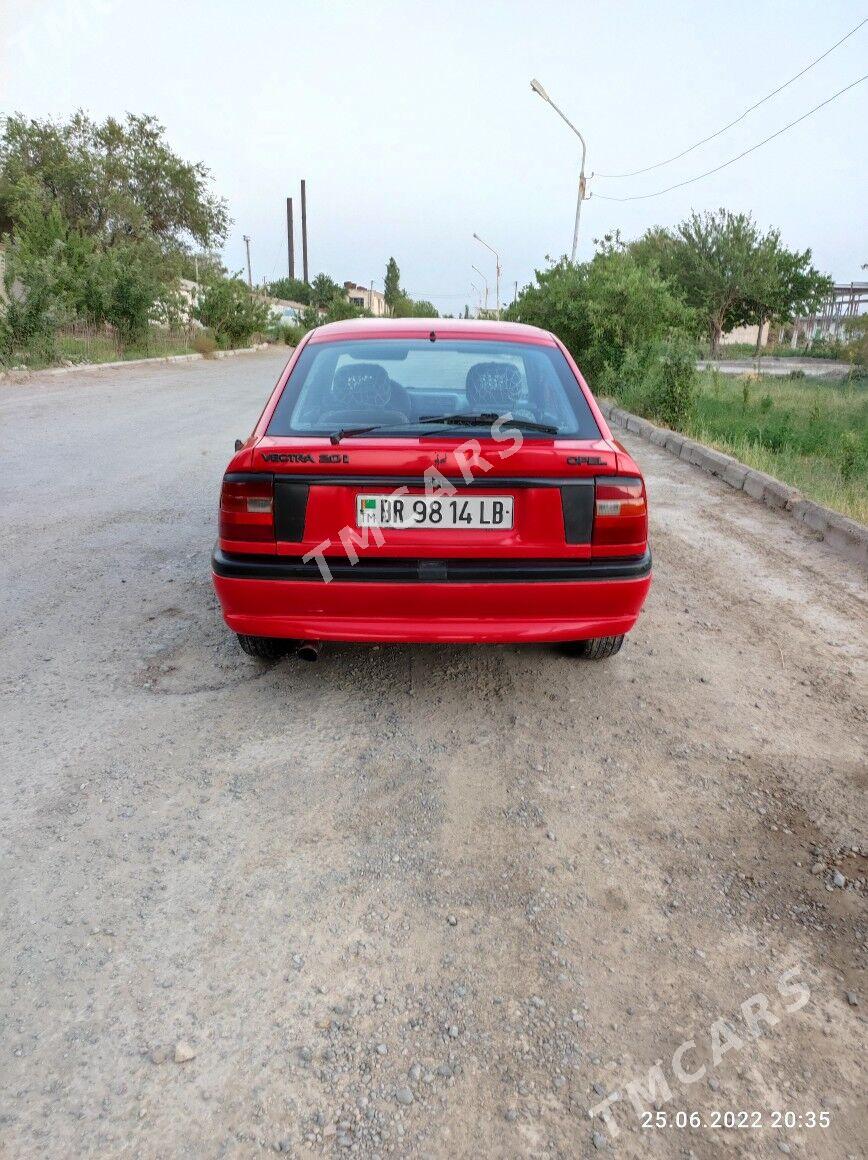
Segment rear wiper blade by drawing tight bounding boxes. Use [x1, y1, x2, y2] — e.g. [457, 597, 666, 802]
[330, 423, 406, 444]
[419, 412, 499, 424]
[417, 413, 559, 436]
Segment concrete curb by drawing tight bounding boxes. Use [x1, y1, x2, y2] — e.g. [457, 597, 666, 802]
[0, 342, 276, 385]
[600, 400, 868, 567]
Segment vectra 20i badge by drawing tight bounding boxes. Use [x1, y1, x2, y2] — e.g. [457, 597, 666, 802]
[212, 318, 651, 661]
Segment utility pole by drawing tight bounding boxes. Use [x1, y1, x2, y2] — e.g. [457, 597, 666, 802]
[300, 179, 309, 284]
[473, 233, 501, 319]
[513, 280, 518, 307]
[243, 235, 252, 289]
[286, 198, 295, 279]
[530, 79, 588, 262]
[471, 265, 489, 313]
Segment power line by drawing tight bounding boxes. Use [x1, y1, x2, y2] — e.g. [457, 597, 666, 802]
[592, 74, 867, 202]
[594, 16, 868, 179]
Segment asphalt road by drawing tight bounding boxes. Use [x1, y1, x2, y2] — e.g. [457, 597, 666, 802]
[1, 349, 865, 1159]
[696, 357, 854, 379]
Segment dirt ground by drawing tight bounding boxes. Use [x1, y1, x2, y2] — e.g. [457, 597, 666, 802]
[1, 349, 865, 1159]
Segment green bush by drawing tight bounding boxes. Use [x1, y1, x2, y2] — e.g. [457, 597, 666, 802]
[759, 418, 793, 453]
[266, 322, 307, 346]
[101, 245, 161, 349]
[298, 293, 372, 330]
[510, 250, 695, 391]
[806, 335, 842, 360]
[647, 338, 698, 429]
[0, 249, 66, 367]
[193, 277, 271, 348]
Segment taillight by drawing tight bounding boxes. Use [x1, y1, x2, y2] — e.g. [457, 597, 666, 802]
[593, 476, 647, 551]
[219, 474, 275, 543]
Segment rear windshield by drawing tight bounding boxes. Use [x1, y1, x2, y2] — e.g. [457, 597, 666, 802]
[266, 338, 601, 439]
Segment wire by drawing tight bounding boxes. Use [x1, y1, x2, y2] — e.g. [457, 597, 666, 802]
[594, 16, 867, 179]
[592, 74, 867, 202]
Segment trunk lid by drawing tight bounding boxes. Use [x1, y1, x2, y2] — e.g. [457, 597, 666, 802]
[254, 434, 621, 559]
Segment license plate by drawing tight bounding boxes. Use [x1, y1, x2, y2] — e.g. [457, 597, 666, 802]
[356, 494, 514, 530]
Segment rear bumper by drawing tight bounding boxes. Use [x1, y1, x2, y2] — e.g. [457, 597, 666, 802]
[212, 548, 651, 644]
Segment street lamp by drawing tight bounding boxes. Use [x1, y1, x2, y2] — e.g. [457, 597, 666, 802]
[472, 233, 501, 319]
[530, 78, 587, 263]
[471, 265, 489, 313]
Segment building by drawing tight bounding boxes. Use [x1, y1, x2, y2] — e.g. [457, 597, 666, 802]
[343, 281, 387, 317]
[789, 282, 868, 347]
[721, 321, 770, 348]
[722, 281, 868, 350]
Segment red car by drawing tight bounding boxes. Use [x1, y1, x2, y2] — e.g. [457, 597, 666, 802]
[212, 318, 650, 660]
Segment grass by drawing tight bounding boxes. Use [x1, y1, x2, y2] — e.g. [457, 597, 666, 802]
[3, 327, 218, 372]
[682, 370, 868, 523]
[700, 342, 847, 362]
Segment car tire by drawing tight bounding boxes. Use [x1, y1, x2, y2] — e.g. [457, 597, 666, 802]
[561, 634, 625, 660]
[236, 634, 292, 661]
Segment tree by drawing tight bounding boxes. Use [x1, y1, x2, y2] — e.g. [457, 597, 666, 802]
[383, 257, 401, 316]
[662, 210, 762, 354]
[180, 251, 227, 284]
[392, 294, 439, 318]
[740, 237, 831, 354]
[630, 210, 832, 355]
[309, 273, 343, 310]
[266, 276, 311, 305]
[0, 111, 229, 255]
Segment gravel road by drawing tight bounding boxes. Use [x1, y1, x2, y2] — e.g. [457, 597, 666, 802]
[1, 349, 865, 1159]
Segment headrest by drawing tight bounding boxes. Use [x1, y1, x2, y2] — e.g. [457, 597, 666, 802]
[465, 361, 522, 410]
[332, 362, 391, 407]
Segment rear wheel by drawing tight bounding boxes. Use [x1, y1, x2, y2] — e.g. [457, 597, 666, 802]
[560, 634, 625, 660]
[236, 634, 293, 661]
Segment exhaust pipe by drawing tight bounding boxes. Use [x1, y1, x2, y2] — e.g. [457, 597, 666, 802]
[296, 640, 322, 662]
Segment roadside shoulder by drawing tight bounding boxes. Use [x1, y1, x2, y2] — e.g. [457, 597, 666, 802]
[601, 399, 868, 568]
[0, 342, 279, 385]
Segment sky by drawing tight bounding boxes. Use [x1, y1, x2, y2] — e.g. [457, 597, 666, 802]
[2, 0, 866, 314]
